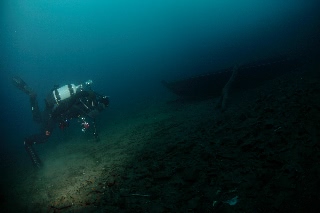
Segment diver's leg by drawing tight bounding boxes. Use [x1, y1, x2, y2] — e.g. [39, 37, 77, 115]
[24, 110, 54, 168]
[92, 119, 100, 142]
[12, 76, 42, 123]
[41, 106, 54, 132]
[24, 132, 51, 168]
[24, 142, 42, 169]
[30, 95, 42, 123]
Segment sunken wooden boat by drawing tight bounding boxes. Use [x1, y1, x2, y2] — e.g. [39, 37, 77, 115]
[162, 55, 304, 98]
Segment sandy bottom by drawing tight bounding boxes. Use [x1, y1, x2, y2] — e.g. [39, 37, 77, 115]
[1, 62, 320, 212]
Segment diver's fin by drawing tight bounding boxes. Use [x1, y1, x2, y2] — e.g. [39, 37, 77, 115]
[24, 143, 42, 169]
[12, 76, 35, 97]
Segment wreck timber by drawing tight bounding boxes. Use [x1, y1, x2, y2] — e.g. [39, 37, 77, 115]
[162, 55, 304, 98]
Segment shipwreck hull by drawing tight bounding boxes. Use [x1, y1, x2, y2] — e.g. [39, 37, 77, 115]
[162, 56, 303, 98]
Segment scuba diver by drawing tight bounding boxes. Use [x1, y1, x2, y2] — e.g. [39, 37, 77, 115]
[12, 76, 109, 168]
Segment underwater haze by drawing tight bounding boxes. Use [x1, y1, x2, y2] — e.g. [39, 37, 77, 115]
[1, 0, 319, 140]
[1, 0, 320, 211]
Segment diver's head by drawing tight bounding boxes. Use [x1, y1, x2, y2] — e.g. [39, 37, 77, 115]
[97, 96, 109, 111]
[85, 80, 93, 86]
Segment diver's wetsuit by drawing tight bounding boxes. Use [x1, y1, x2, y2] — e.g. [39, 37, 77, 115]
[12, 77, 109, 168]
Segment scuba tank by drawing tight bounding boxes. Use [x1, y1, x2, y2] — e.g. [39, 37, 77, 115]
[52, 84, 78, 104]
[45, 80, 93, 109]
